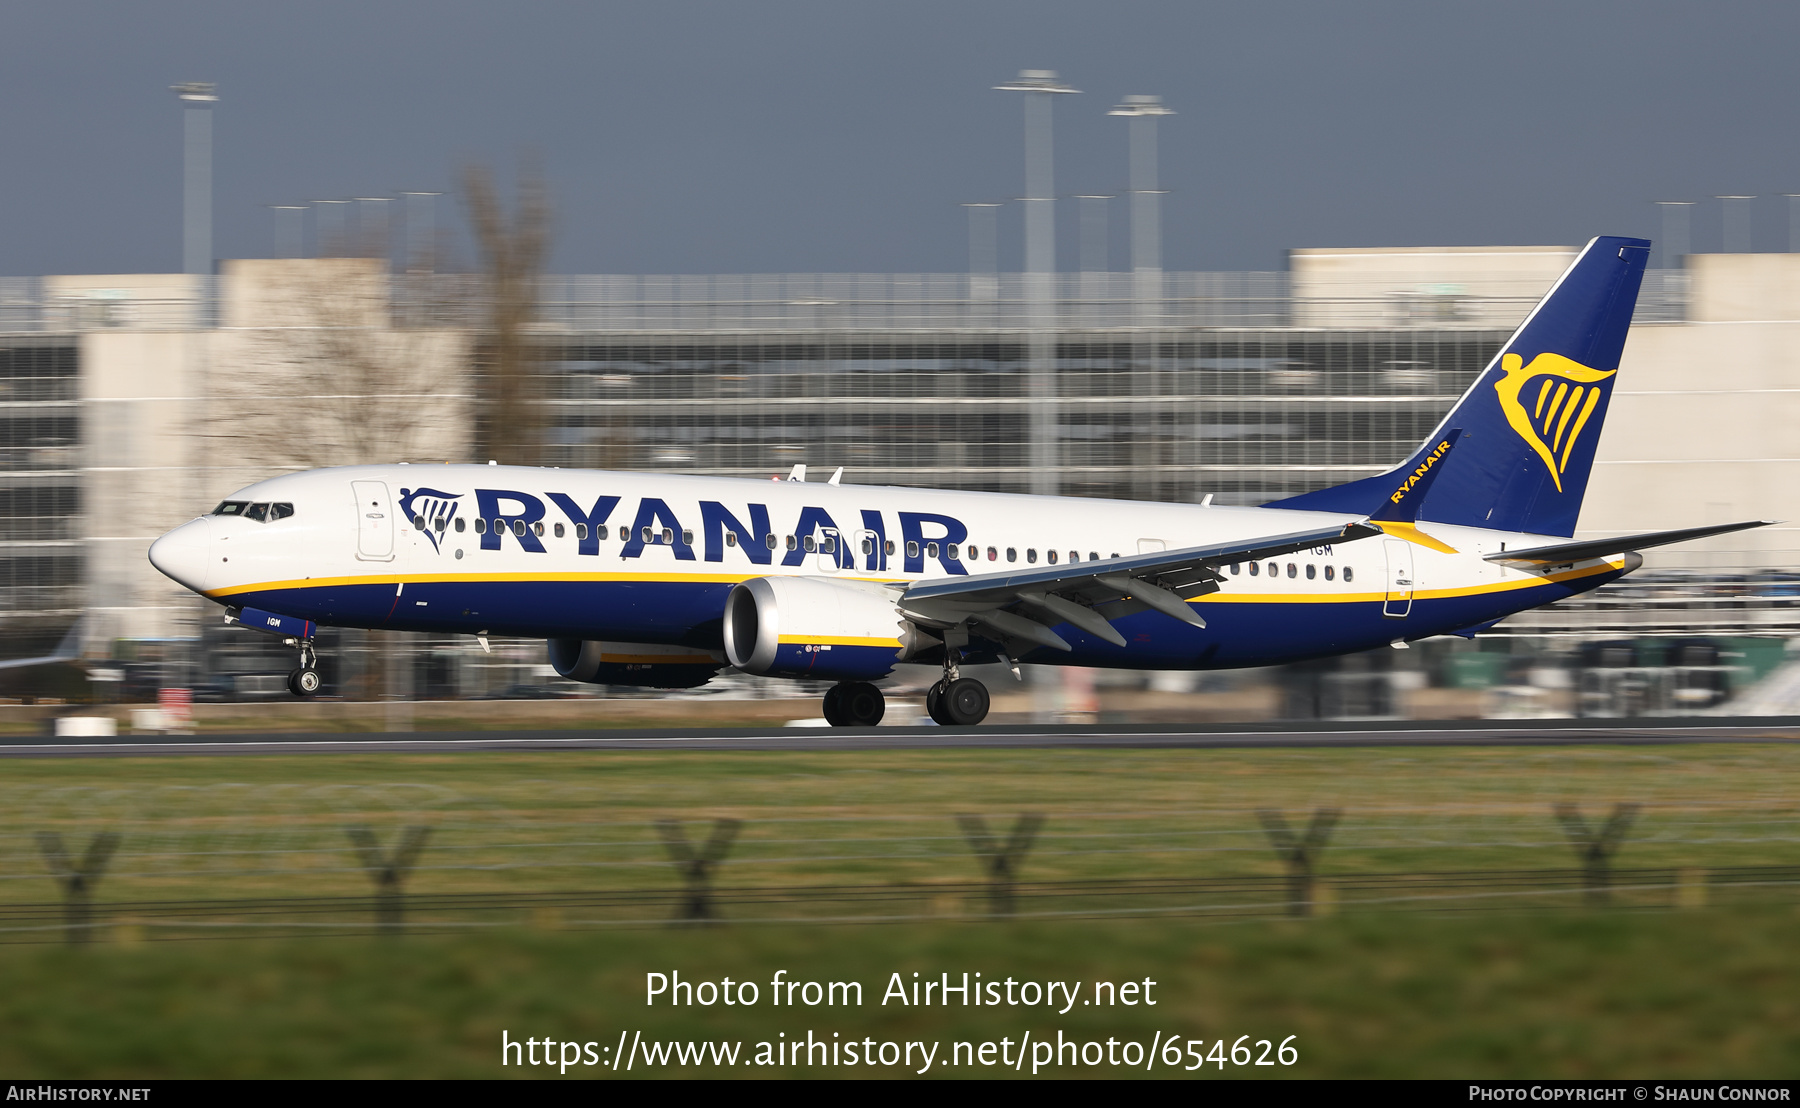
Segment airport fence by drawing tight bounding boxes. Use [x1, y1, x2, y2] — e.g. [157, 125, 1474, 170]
[0, 785, 1797, 943]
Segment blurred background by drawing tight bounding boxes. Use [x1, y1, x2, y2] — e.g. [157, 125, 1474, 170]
[5, 1, 1800, 729]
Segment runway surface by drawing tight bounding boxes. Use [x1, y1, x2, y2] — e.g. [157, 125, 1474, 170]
[5, 717, 1800, 757]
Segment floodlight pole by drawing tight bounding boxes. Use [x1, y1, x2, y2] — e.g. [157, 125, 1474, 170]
[269, 206, 306, 259]
[1654, 201, 1694, 272]
[995, 70, 1078, 498]
[1718, 196, 1755, 255]
[1109, 95, 1174, 325]
[171, 83, 216, 277]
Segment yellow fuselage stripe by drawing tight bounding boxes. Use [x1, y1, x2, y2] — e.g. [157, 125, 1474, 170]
[209, 558, 1623, 608]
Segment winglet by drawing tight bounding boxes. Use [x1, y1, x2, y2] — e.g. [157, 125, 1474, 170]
[1368, 428, 1461, 524]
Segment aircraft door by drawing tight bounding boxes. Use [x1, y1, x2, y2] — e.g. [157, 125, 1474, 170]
[816, 527, 844, 573]
[1383, 539, 1413, 618]
[351, 480, 396, 561]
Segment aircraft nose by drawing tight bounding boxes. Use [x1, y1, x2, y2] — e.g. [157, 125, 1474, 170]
[149, 518, 212, 593]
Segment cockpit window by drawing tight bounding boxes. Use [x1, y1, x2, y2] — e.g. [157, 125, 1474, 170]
[212, 500, 294, 522]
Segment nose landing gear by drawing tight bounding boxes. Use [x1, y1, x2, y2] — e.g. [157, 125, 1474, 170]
[287, 639, 321, 699]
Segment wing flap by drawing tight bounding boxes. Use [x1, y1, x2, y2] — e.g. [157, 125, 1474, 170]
[899, 520, 1379, 642]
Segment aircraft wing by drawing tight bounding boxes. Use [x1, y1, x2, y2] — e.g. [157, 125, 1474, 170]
[1483, 520, 1775, 570]
[898, 521, 1379, 652]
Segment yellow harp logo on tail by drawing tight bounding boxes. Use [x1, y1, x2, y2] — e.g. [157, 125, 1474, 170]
[1493, 352, 1617, 493]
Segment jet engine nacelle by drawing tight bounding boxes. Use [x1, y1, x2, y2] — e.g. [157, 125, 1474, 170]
[547, 639, 724, 690]
[722, 575, 931, 681]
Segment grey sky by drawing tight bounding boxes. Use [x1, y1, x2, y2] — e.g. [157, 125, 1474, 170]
[4, 1, 1798, 276]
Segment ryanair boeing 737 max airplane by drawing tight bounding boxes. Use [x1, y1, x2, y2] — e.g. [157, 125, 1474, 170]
[147, 236, 1770, 726]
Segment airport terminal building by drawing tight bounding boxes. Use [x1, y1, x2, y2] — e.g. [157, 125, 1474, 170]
[3, 247, 1796, 714]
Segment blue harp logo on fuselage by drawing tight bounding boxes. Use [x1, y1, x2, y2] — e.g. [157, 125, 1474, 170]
[397, 487, 463, 552]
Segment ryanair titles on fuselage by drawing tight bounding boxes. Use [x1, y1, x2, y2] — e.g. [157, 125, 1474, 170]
[401, 483, 972, 576]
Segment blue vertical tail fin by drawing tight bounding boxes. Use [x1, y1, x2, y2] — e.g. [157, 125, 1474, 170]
[1265, 236, 1651, 536]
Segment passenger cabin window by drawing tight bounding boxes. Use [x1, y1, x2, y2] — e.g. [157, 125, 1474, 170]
[474, 518, 487, 534]
[926, 542, 939, 558]
[906, 541, 920, 559]
[1090, 552, 1099, 562]
[1229, 563, 1240, 575]
[455, 517, 466, 533]
[947, 544, 960, 561]
[1305, 564, 1316, 580]
[435, 517, 447, 532]
[1006, 548, 1017, 563]
[885, 540, 896, 556]
[766, 534, 778, 550]
[575, 523, 587, 540]
[1343, 566, 1355, 583]
[987, 547, 998, 561]
[513, 520, 527, 537]
[1026, 549, 1038, 564]
[1249, 562, 1259, 576]
[1046, 550, 1058, 565]
[682, 529, 694, 545]
[553, 522, 564, 538]
[804, 536, 817, 553]
[727, 532, 738, 548]
[1324, 565, 1335, 581]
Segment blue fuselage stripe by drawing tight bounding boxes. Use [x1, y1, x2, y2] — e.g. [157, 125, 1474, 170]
[231, 569, 1620, 670]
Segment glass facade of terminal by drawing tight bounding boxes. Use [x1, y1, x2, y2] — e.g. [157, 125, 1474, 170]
[538, 330, 1507, 505]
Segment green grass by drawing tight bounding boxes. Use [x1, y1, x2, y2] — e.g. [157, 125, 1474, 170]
[2, 745, 1798, 903]
[1, 744, 1798, 1077]
[1, 909, 1796, 1078]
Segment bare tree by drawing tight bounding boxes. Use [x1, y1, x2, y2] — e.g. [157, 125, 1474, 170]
[462, 161, 551, 466]
[205, 257, 470, 472]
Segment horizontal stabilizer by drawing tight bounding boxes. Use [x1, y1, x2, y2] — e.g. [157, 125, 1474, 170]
[1484, 520, 1775, 569]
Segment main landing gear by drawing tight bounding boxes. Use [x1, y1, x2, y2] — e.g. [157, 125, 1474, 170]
[823, 681, 885, 727]
[286, 639, 322, 699]
[925, 650, 990, 727]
